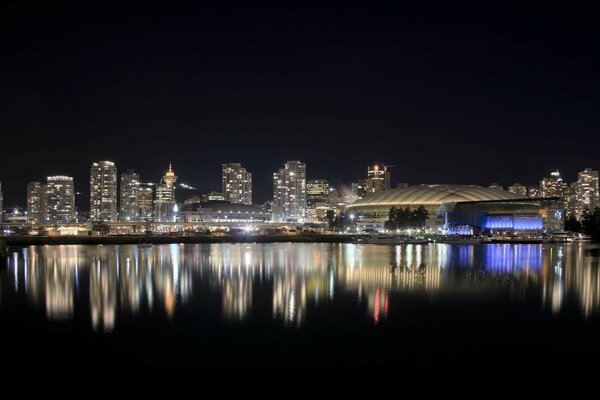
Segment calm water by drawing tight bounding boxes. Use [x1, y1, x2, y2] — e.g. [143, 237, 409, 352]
[1, 243, 600, 379]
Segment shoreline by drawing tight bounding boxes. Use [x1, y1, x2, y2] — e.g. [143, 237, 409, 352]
[4, 234, 354, 246]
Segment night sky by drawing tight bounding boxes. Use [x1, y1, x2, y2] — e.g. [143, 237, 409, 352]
[1, 2, 599, 208]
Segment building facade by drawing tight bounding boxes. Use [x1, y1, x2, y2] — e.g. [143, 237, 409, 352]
[575, 168, 599, 220]
[540, 170, 566, 198]
[27, 181, 46, 224]
[120, 169, 140, 221]
[306, 179, 330, 222]
[272, 161, 306, 222]
[46, 176, 75, 224]
[353, 164, 390, 200]
[508, 183, 527, 197]
[528, 185, 542, 198]
[90, 161, 118, 222]
[222, 163, 252, 205]
[154, 163, 177, 222]
[138, 183, 154, 221]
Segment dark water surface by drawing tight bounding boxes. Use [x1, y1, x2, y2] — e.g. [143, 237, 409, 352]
[1, 243, 600, 379]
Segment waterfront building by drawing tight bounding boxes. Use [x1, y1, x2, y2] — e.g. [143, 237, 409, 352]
[272, 161, 306, 222]
[119, 169, 140, 222]
[27, 181, 46, 224]
[46, 176, 75, 223]
[347, 184, 563, 233]
[222, 163, 252, 205]
[154, 163, 178, 222]
[181, 201, 270, 223]
[90, 161, 117, 222]
[575, 168, 599, 220]
[508, 183, 527, 197]
[138, 183, 154, 221]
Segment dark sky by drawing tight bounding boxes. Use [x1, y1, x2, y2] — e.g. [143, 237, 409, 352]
[1, 2, 599, 208]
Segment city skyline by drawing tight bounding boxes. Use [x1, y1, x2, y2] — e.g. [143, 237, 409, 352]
[2, 4, 599, 207]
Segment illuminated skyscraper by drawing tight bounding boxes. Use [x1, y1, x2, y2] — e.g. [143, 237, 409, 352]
[306, 179, 330, 222]
[222, 163, 252, 205]
[354, 164, 390, 199]
[90, 161, 117, 222]
[120, 169, 140, 221]
[46, 176, 75, 223]
[575, 168, 599, 220]
[540, 170, 566, 197]
[154, 163, 178, 222]
[508, 183, 527, 197]
[27, 181, 46, 224]
[272, 161, 306, 222]
[138, 184, 154, 221]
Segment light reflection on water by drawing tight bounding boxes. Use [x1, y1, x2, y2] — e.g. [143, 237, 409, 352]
[1, 243, 599, 330]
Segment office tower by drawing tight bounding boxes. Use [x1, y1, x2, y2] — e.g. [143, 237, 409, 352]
[489, 183, 503, 191]
[90, 161, 117, 222]
[46, 176, 75, 223]
[508, 183, 527, 197]
[306, 179, 330, 208]
[27, 181, 46, 224]
[154, 163, 178, 222]
[575, 168, 599, 220]
[272, 161, 306, 222]
[306, 179, 330, 222]
[540, 170, 566, 197]
[138, 183, 154, 221]
[222, 163, 252, 205]
[562, 184, 577, 219]
[354, 164, 391, 199]
[119, 169, 140, 221]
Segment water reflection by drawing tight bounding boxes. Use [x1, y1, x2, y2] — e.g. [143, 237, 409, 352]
[2, 243, 600, 330]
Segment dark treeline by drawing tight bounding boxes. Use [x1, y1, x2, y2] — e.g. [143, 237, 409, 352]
[384, 206, 428, 231]
[564, 208, 600, 240]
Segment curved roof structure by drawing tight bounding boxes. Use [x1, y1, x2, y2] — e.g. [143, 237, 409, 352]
[348, 184, 520, 209]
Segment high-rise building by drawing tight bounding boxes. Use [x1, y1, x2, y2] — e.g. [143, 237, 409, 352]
[222, 163, 252, 205]
[508, 183, 527, 197]
[562, 184, 577, 219]
[489, 183, 503, 191]
[306, 179, 330, 222]
[46, 176, 75, 223]
[154, 163, 178, 222]
[90, 161, 117, 222]
[138, 184, 154, 221]
[120, 169, 140, 222]
[354, 164, 390, 199]
[575, 168, 599, 220]
[272, 161, 306, 222]
[27, 181, 46, 224]
[540, 170, 566, 198]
